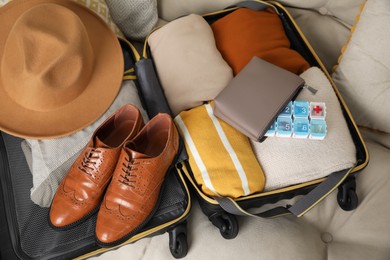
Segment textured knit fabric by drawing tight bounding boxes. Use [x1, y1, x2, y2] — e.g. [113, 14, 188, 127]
[251, 67, 357, 191]
[73, 0, 124, 38]
[211, 8, 310, 75]
[148, 14, 233, 116]
[175, 103, 265, 198]
[105, 0, 158, 40]
[22, 80, 149, 207]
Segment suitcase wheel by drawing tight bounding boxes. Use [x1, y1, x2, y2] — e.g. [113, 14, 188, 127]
[209, 212, 239, 239]
[169, 222, 188, 258]
[337, 176, 358, 211]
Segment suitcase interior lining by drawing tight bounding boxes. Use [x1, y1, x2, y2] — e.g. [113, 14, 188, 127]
[0, 130, 188, 259]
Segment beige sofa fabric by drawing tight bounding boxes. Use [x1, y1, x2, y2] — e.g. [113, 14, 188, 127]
[332, 0, 390, 134]
[282, 0, 363, 72]
[285, 7, 352, 71]
[279, 0, 364, 26]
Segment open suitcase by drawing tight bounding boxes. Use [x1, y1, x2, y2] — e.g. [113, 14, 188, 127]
[0, 40, 191, 260]
[137, 0, 369, 240]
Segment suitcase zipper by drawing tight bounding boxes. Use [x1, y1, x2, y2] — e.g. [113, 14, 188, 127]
[303, 84, 318, 95]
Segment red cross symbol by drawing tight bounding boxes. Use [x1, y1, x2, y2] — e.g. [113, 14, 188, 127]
[313, 105, 323, 114]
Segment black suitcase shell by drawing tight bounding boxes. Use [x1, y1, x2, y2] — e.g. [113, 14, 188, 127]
[0, 40, 191, 260]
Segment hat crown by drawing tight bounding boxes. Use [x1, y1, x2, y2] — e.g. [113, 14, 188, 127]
[1, 3, 94, 112]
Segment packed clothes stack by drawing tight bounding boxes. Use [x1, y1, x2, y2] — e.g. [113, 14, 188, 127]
[128, 3, 368, 250]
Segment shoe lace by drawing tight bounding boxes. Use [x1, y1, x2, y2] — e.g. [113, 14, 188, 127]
[119, 157, 141, 188]
[78, 148, 102, 176]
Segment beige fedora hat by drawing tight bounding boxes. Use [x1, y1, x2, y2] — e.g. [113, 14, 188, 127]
[0, 0, 124, 139]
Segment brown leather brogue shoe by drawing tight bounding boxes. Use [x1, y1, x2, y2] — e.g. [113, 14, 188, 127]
[95, 113, 179, 246]
[49, 104, 144, 230]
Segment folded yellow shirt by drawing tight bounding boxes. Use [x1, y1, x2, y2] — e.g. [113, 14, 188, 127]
[175, 103, 265, 198]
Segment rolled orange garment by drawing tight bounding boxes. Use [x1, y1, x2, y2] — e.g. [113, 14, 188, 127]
[211, 8, 310, 75]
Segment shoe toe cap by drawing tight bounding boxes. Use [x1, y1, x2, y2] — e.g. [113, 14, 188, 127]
[49, 195, 90, 228]
[49, 206, 79, 228]
[96, 208, 119, 241]
[96, 228, 119, 244]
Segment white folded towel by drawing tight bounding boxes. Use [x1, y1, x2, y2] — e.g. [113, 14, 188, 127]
[251, 67, 357, 191]
[22, 80, 148, 207]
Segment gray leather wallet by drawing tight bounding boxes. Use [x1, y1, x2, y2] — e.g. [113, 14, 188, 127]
[214, 56, 305, 141]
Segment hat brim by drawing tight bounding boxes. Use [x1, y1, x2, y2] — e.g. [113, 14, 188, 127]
[0, 0, 124, 139]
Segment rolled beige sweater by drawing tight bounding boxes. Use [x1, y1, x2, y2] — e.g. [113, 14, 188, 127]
[251, 67, 357, 191]
[148, 14, 233, 116]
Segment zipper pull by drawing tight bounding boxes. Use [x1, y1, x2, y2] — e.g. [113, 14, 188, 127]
[303, 84, 318, 95]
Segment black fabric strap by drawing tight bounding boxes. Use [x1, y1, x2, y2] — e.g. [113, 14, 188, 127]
[214, 197, 291, 218]
[215, 168, 353, 218]
[288, 169, 350, 216]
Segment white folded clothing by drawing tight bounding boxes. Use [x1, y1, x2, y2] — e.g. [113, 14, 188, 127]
[251, 67, 357, 191]
[22, 80, 149, 207]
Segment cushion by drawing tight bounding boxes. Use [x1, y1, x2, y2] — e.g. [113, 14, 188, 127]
[332, 0, 390, 133]
[175, 103, 265, 198]
[279, 0, 365, 26]
[251, 67, 356, 191]
[285, 7, 352, 72]
[148, 14, 233, 116]
[210, 8, 310, 75]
